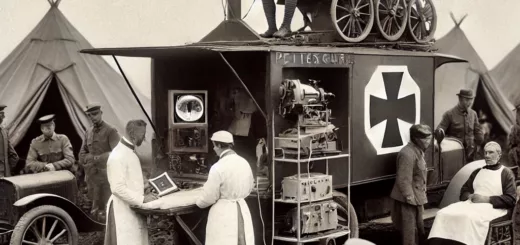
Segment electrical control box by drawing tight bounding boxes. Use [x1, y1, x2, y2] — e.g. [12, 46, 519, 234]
[286, 200, 339, 235]
[281, 173, 333, 202]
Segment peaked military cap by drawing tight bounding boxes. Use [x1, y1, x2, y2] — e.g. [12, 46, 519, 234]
[85, 103, 101, 113]
[38, 114, 55, 124]
[456, 89, 474, 99]
[0, 105, 6, 112]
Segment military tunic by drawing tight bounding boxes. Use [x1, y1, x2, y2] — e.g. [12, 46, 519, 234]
[437, 105, 484, 162]
[508, 124, 520, 170]
[79, 121, 120, 215]
[25, 133, 75, 173]
[0, 127, 19, 177]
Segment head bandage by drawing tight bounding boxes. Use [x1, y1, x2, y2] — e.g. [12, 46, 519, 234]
[484, 141, 502, 154]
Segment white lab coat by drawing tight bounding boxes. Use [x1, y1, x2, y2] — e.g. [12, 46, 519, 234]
[196, 149, 255, 245]
[105, 137, 148, 245]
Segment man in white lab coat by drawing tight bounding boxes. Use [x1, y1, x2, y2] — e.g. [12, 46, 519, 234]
[104, 119, 158, 245]
[196, 130, 256, 245]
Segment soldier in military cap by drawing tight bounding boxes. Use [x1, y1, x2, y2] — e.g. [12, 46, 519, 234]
[507, 104, 520, 177]
[25, 114, 75, 173]
[436, 89, 484, 162]
[0, 105, 19, 177]
[78, 103, 120, 222]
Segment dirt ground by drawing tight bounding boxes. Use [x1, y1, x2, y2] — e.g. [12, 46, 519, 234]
[359, 219, 435, 245]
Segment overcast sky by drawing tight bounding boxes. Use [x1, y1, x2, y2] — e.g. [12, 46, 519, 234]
[0, 0, 519, 98]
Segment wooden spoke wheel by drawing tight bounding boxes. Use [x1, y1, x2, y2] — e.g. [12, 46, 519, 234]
[333, 191, 359, 245]
[375, 0, 408, 41]
[10, 205, 78, 245]
[331, 0, 374, 43]
[407, 0, 437, 43]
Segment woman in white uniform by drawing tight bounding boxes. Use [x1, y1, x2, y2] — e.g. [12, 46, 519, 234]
[196, 130, 255, 245]
[428, 141, 517, 245]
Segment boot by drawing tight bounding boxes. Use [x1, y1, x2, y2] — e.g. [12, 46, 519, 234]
[273, 26, 293, 38]
[261, 0, 277, 38]
[260, 29, 278, 38]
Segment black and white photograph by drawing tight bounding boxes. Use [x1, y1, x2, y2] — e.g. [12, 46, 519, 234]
[0, 0, 519, 244]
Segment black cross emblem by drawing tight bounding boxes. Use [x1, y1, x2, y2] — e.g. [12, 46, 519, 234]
[369, 72, 416, 148]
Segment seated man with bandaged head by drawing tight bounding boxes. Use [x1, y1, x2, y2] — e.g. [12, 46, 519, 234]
[428, 141, 517, 245]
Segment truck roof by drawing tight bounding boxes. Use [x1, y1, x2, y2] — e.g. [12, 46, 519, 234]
[80, 42, 467, 67]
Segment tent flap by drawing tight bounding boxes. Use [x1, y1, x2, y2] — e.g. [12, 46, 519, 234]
[434, 25, 515, 135]
[0, 6, 154, 171]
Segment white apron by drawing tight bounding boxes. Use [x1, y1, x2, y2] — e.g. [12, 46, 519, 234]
[428, 166, 508, 245]
[105, 138, 149, 245]
[196, 150, 255, 245]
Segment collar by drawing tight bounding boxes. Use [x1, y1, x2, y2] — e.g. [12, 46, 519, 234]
[408, 141, 425, 155]
[219, 149, 234, 158]
[41, 133, 57, 141]
[94, 120, 105, 129]
[120, 136, 135, 150]
[456, 104, 468, 114]
[483, 162, 502, 170]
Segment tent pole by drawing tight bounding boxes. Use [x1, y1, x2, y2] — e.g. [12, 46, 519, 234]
[111, 55, 158, 135]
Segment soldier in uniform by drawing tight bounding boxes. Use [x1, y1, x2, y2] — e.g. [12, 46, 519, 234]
[79, 103, 120, 222]
[25, 114, 75, 173]
[0, 105, 19, 177]
[436, 89, 484, 162]
[507, 104, 520, 177]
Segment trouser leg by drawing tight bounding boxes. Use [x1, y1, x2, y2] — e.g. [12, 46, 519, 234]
[260, 0, 277, 37]
[272, 0, 298, 37]
[91, 183, 101, 214]
[281, 0, 298, 29]
[392, 200, 422, 245]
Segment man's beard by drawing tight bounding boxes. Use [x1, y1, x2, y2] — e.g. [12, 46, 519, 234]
[132, 137, 144, 146]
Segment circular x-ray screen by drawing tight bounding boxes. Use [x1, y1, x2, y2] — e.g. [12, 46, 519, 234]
[175, 95, 204, 122]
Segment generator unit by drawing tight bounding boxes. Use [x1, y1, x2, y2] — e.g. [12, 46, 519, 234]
[285, 200, 339, 235]
[281, 173, 333, 202]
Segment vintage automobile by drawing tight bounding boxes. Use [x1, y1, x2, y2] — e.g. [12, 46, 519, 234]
[0, 170, 104, 245]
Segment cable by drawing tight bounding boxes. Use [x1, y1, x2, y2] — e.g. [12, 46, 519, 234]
[242, 0, 257, 19]
[221, 0, 227, 20]
[256, 171, 267, 245]
[255, 139, 268, 245]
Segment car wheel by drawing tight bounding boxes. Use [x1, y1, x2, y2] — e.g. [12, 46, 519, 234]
[10, 205, 78, 245]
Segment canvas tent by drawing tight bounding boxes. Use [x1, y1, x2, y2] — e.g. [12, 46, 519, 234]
[0, 0, 154, 173]
[490, 41, 520, 108]
[434, 14, 515, 138]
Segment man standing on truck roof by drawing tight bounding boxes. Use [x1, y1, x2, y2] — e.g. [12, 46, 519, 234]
[507, 103, 520, 177]
[260, 0, 299, 38]
[436, 89, 484, 162]
[25, 114, 75, 173]
[79, 103, 120, 222]
[390, 124, 432, 245]
[0, 105, 19, 177]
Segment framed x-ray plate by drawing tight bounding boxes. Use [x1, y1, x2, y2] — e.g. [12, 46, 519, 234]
[168, 90, 208, 153]
[148, 172, 180, 197]
[169, 90, 207, 125]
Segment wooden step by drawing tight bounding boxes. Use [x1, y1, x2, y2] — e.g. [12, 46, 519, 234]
[370, 208, 440, 224]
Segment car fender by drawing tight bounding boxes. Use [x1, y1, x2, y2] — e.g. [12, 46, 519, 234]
[439, 160, 486, 209]
[14, 193, 105, 232]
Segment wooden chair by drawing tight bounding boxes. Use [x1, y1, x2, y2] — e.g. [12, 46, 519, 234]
[487, 218, 514, 245]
